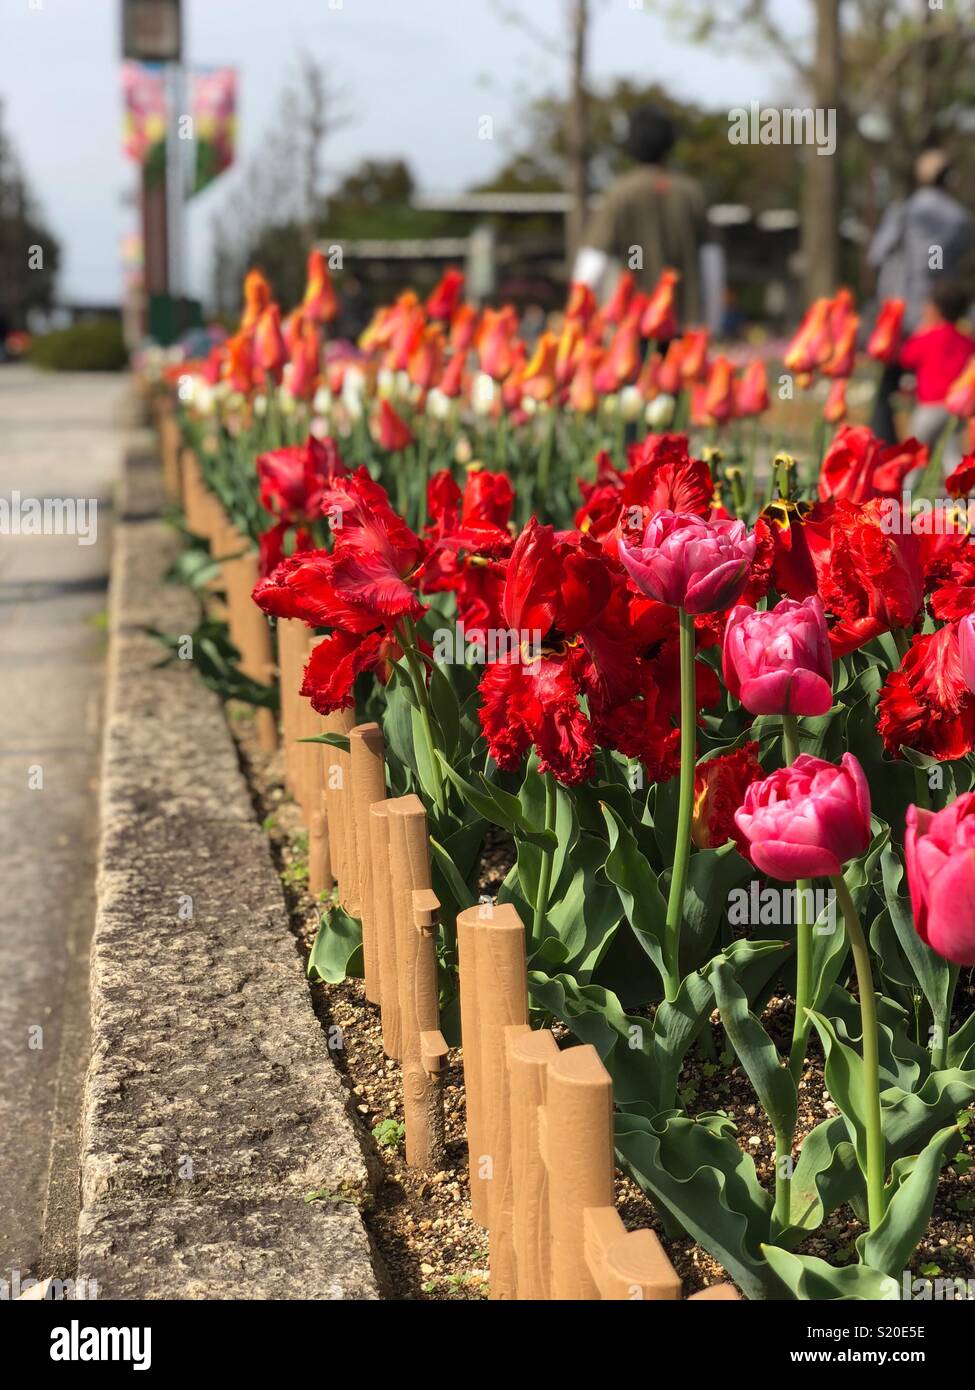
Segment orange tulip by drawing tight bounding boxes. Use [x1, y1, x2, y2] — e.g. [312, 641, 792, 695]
[449, 303, 478, 354]
[287, 320, 321, 400]
[784, 298, 833, 374]
[565, 282, 597, 325]
[408, 324, 445, 391]
[477, 306, 519, 380]
[253, 303, 288, 381]
[302, 248, 338, 324]
[679, 328, 710, 383]
[734, 359, 769, 418]
[702, 356, 735, 425]
[946, 359, 975, 418]
[438, 350, 466, 399]
[603, 270, 635, 326]
[822, 314, 859, 379]
[657, 338, 687, 395]
[640, 267, 680, 340]
[223, 331, 254, 394]
[568, 344, 602, 414]
[866, 299, 905, 364]
[598, 311, 641, 390]
[823, 377, 848, 424]
[521, 331, 559, 402]
[241, 268, 272, 332]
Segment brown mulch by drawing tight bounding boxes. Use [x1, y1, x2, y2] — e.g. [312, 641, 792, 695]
[226, 701, 975, 1300]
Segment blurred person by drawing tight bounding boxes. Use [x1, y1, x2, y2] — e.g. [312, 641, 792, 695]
[573, 105, 712, 325]
[868, 148, 973, 440]
[898, 280, 975, 476]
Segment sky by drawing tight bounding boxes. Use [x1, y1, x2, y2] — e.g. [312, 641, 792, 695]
[0, 0, 805, 305]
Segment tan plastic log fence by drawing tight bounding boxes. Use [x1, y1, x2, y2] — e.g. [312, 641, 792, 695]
[455, 902, 741, 1302]
[165, 437, 744, 1298]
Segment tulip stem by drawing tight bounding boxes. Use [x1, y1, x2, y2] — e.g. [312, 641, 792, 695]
[400, 617, 445, 812]
[830, 874, 886, 1231]
[932, 964, 958, 1071]
[664, 608, 697, 1003]
[532, 771, 558, 946]
[782, 715, 813, 1086]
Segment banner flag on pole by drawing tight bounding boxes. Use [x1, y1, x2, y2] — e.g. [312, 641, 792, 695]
[121, 60, 168, 185]
[189, 67, 237, 196]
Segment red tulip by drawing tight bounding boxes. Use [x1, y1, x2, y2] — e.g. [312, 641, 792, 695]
[822, 313, 858, 379]
[734, 753, 872, 880]
[946, 454, 975, 499]
[375, 398, 414, 451]
[723, 595, 833, 716]
[877, 624, 975, 761]
[960, 612, 975, 693]
[905, 794, 975, 965]
[692, 742, 763, 854]
[618, 510, 756, 614]
[222, 331, 254, 394]
[426, 267, 465, 321]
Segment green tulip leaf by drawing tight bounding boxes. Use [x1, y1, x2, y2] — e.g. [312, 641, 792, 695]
[786, 1115, 863, 1240]
[762, 1245, 900, 1301]
[857, 1124, 960, 1278]
[711, 957, 797, 1144]
[807, 1010, 870, 1182]
[307, 902, 363, 984]
[601, 801, 669, 985]
[615, 1111, 775, 1301]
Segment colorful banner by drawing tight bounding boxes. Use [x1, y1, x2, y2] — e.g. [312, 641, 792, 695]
[121, 60, 167, 182]
[189, 67, 237, 196]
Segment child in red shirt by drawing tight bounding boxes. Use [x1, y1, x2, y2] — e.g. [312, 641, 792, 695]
[899, 281, 975, 474]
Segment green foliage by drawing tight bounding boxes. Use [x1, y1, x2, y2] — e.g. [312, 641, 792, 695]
[29, 319, 127, 372]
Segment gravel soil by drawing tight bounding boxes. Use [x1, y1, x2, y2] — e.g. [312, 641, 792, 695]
[227, 702, 975, 1301]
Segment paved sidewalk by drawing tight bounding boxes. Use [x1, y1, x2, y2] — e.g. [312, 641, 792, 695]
[0, 366, 133, 1282]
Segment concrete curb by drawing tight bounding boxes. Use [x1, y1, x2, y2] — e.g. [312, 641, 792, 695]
[77, 455, 381, 1300]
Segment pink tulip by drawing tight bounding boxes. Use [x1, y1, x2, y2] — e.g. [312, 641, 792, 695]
[905, 794, 975, 966]
[723, 596, 834, 716]
[618, 510, 756, 615]
[959, 613, 975, 694]
[734, 753, 872, 880]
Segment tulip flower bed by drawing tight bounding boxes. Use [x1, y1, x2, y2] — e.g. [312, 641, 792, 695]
[155, 257, 975, 1301]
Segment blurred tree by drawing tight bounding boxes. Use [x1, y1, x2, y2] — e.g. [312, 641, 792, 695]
[210, 55, 349, 312]
[0, 100, 60, 332]
[664, 0, 975, 296]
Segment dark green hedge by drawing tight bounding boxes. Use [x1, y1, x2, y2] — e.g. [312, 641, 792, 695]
[29, 320, 128, 372]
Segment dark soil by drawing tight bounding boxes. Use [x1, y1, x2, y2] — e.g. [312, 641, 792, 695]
[227, 701, 975, 1301]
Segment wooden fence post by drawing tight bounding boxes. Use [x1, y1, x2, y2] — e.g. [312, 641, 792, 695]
[543, 1045, 614, 1300]
[233, 547, 277, 753]
[505, 1024, 558, 1301]
[455, 901, 529, 1298]
[350, 724, 385, 1005]
[368, 802, 401, 1059]
[386, 795, 447, 1169]
[583, 1207, 682, 1300]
